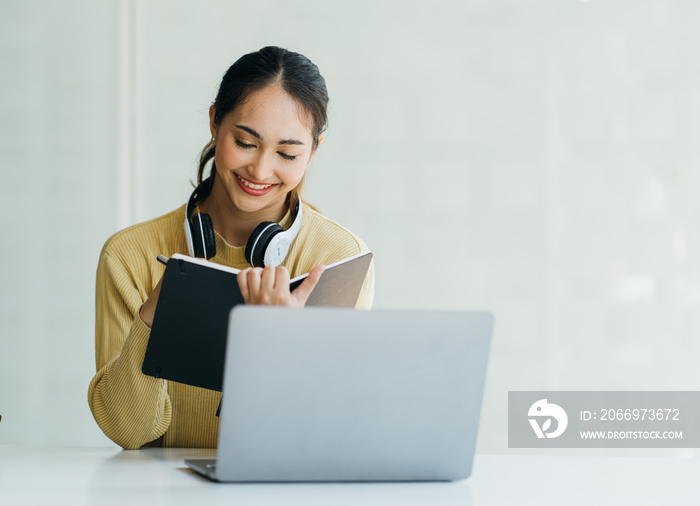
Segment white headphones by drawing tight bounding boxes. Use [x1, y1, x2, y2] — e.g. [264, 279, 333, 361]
[184, 179, 303, 267]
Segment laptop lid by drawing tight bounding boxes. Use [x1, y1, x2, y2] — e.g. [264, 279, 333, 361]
[211, 306, 493, 482]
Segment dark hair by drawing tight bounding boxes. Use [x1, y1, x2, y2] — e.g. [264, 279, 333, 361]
[197, 46, 329, 208]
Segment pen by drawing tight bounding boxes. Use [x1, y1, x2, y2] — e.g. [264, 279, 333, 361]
[157, 254, 169, 265]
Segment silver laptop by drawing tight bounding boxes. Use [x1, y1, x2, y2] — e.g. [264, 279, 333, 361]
[185, 306, 493, 482]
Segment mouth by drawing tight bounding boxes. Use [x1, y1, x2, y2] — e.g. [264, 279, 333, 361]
[235, 173, 278, 196]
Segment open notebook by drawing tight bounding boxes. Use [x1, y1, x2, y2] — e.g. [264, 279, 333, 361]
[141, 252, 372, 391]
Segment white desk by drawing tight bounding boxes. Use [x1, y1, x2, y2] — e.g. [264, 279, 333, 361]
[1, 446, 699, 505]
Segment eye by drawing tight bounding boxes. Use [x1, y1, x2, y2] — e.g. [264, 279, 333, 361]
[236, 139, 255, 149]
[278, 152, 298, 161]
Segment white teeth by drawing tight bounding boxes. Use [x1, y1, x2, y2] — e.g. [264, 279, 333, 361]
[237, 174, 272, 190]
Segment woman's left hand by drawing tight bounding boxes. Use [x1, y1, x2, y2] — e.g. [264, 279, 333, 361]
[237, 264, 325, 307]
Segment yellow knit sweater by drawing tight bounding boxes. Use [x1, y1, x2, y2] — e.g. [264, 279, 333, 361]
[88, 203, 374, 449]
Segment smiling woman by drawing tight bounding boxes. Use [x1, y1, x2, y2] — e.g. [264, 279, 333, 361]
[87, 46, 375, 449]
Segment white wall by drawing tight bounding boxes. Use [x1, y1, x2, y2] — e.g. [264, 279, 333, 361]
[2, 0, 700, 454]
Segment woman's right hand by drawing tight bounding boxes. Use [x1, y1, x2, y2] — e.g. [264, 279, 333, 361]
[139, 275, 164, 329]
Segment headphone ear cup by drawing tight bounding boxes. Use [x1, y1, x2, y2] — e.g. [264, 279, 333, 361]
[192, 212, 217, 259]
[245, 221, 283, 267]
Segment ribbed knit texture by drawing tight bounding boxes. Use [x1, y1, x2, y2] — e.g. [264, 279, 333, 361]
[88, 203, 374, 449]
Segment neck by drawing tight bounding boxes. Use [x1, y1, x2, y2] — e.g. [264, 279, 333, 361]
[198, 177, 288, 247]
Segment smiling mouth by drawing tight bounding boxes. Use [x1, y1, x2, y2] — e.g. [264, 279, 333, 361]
[236, 173, 276, 190]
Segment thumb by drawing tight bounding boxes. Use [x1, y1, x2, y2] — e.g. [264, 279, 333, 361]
[291, 265, 325, 306]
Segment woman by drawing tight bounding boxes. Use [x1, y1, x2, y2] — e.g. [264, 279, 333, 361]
[88, 47, 374, 449]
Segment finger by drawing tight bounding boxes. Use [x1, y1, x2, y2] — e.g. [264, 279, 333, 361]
[273, 266, 290, 291]
[238, 268, 251, 301]
[261, 265, 276, 294]
[246, 267, 264, 301]
[291, 265, 325, 306]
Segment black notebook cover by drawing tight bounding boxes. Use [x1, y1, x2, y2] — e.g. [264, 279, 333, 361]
[141, 252, 372, 391]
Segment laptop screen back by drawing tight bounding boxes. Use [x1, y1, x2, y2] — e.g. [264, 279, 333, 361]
[215, 306, 493, 482]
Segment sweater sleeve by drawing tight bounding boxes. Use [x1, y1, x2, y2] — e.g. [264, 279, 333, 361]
[87, 249, 172, 449]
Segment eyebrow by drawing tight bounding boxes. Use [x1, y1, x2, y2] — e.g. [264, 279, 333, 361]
[235, 124, 305, 146]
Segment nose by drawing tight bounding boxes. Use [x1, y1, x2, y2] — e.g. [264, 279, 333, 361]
[246, 150, 275, 183]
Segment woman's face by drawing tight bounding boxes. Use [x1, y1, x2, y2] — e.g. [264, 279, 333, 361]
[209, 85, 316, 217]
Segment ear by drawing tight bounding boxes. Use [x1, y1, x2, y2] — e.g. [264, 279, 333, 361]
[308, 134, 324, 163]
[209, 105, 218, 140]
